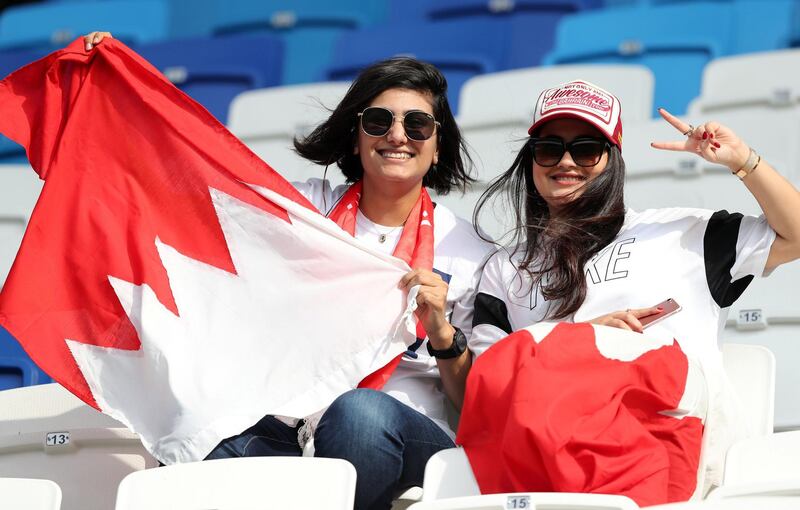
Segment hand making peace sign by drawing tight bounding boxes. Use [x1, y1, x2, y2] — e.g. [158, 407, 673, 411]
[650, 107, 752, 172]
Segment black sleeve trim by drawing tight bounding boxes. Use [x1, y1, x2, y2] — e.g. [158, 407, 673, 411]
[704, 210, 754, 308]
[473, 292, 513, 334]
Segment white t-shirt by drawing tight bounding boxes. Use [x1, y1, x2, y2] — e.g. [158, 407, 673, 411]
[470, 207, 776, 489]
[294, 178, 494, 437]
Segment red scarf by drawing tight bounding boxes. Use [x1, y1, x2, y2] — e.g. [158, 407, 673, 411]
[327, 181, 435, 389]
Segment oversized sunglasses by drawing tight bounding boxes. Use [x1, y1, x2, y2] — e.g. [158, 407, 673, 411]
[358, 106, 440, 141]
[529, 137, 610, 167]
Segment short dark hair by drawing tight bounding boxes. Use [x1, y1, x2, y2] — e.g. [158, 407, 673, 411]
[294, 56, 474, 195]
[474, 140, 626, 319]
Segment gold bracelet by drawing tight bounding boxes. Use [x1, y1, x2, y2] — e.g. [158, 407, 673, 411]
[733, 148, 760, 180]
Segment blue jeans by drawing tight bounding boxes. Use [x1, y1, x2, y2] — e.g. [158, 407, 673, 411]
[205, 389, 455, 510]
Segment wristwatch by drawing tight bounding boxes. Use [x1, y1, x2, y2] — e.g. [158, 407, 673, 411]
[426, 327, 468, 359]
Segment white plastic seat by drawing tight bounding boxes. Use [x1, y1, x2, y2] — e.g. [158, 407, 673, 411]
[0, 164, 43, 286]
[411, 489, 639, 510]
[688, 49, 800, 115]
[418, 448, 638, 509]
[0, 477, 62, 510]
[708, 430, 800, 500]
[646, 495, 800, 509]
[114, 456, 356, 510]
[227, 82, 350, 187]
[720, 344, 775, 436]
[0, 384, 158, 510]
[721, 263, 800, 430]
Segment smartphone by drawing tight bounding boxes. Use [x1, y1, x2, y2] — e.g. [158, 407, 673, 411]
[640, 298, 682, 329]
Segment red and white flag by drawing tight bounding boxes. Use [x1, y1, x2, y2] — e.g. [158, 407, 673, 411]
[457, 322, 706, 507]
[0, 39, 417, 464]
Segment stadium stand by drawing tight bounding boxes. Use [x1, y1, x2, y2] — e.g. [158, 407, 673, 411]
[688, 48, 800, 115]
[543, 1, 798, 115]
[435, 64, 654, 239]
[227, 81, 350, 187]
[0, 0, 169, 52]
[0, 477, 62, 510]
[0, 164, 47, 391]
[324, 19, 507, 111]
[426, 0, 602, 70]
[0, 383, 158, 510]
[209, 1, 385, 85]
[114, 457, 357, 510]
[137, 34, 285, 123]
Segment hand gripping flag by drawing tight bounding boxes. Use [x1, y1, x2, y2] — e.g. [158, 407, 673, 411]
[456, 322, 706, 507]
[0, 39, 418, 464]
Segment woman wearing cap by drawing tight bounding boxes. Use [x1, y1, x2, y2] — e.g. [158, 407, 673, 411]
[83, 33, 492, 509]
[467, 80, 800, 496]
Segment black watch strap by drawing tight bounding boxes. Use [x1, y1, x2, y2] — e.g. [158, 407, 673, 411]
[426, 327, 467, 359]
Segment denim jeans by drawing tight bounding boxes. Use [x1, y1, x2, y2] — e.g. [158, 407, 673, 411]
[205, 389, 455, 510]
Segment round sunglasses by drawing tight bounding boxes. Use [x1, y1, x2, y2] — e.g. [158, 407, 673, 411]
[358, 106, 440, 141]
[529, 137, 610, 167]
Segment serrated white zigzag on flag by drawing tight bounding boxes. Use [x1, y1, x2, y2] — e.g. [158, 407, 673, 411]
[66, 185, 418, 464]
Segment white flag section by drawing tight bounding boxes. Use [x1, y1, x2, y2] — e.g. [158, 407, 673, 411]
[66, 185, 419, 464]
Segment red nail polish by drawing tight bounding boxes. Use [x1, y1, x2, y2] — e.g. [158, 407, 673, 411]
[714, 142, 721, 148]
[710, 132, 715, 138]
[702, 132, 708, 139]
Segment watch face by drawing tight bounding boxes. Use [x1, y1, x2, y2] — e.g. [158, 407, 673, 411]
[454, 328, 467, 353]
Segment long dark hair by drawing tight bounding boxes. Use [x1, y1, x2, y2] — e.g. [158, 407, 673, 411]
[293, 56, 474, 194]
[474, 139, 627, 319]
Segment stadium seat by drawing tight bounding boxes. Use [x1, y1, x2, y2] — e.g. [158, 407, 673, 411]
[0, 327, 52, 391]
[0, 0, 168, 52]
[0, 477, 62, 510]
[0, 383, 158, 510]
[209, 1, 386, 84]
[720, 344, 775, 436]
[227, 82, 350, 187]
[688, 49, 800, 115]
[137, 35, 284, 123]
[435, 64, 654, 239]
[721, 264, 800, 431]
[324, 20, 507, 112]
[0, 164, 43, 287]
[713, 430, 800, 498]
[114, 457, 357, 510]
[544, 2, 797, 115]
[415, 449, 639, 507]
[427, 0, 602, 70]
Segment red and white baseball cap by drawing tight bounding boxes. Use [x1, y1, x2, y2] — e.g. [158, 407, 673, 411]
[528, 80, 623, 150]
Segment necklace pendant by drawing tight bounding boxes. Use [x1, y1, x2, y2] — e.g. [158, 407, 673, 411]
[378, 234, 387, 243]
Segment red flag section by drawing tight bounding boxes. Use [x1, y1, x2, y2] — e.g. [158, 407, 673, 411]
[456, 323, 704, 507]
[0, 38, 316, 408]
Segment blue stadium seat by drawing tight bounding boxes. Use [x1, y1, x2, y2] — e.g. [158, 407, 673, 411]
[544, 2, 797, 115]
[427, 0, 602, 69]
[0, 0, 169, 52]
[137, 35, 284, 124]
[207, 1, 387, 85]
[0, 48, 44, 162]
[0, 137, 26, 164]
[324, 20, 507, 112]
[0, 326, 51, 391]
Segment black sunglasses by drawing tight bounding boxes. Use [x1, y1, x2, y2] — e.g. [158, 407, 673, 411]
[529, 137, 610, 167]
[358, 106, 440, 141]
